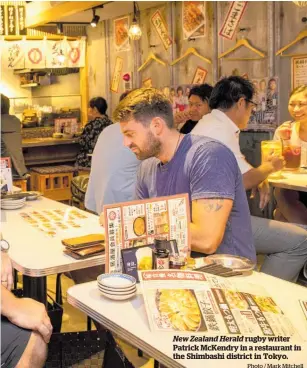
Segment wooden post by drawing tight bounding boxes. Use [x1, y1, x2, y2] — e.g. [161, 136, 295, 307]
[80, 42, 89, 126]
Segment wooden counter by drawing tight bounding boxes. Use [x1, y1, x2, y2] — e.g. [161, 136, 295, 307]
[22, 137, 79, 148]
[22, 137, 79, 166]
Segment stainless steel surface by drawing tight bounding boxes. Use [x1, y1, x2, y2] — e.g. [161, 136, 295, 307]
[22, 137, 79, 148]
[203, 254, 255, 272]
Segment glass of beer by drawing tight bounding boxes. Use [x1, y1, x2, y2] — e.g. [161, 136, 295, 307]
[261, 140, 283, 179]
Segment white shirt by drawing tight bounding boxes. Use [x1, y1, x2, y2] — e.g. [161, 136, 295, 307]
[273, 121, 307, 167]
[85, 124, 141, 214]
[192, 109, 252, 174]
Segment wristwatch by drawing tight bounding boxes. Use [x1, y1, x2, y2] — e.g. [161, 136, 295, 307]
[1, 239, 10, 253]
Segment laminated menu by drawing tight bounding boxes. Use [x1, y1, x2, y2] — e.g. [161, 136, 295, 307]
[104, 194, 190, 273]
[0, 157, 13, 192]
[139, 270, 299, 338]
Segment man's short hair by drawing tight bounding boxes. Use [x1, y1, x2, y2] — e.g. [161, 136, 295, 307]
[209, 76, 255, 110]
[1, 94, 10, 115]
[113, 88, 174, 129]
[189, 84, 213, 102]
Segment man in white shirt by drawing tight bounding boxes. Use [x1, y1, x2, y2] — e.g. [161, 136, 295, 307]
[192, 76, 307, 282]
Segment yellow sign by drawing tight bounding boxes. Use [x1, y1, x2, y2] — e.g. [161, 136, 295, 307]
[111, 56, 124, 93]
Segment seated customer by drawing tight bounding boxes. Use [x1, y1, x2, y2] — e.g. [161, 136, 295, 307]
[85, 91, 141, 214]
[76, 97, 112, 168]
[192, 76, 307, 281]
[273, 85, 307, 226]
[174, 84, 213, 134]
[114, 88, 256, 262]
[1, 94, 27, 178]
[1, 246, 52, 367]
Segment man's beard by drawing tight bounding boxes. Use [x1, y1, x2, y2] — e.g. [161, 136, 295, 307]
[130, 131, 161, 160]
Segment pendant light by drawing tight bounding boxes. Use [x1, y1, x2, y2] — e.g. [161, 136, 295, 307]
[128, 1, 142, 40]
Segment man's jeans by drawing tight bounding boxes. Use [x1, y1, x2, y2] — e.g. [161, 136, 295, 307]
[252, 216, 307, 282]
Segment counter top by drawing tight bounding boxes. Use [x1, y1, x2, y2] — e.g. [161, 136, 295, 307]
[22, 137, 79, 148]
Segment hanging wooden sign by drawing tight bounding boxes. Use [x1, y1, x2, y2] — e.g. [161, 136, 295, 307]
[111, 56, 124, 93]
[7, 5, 16, 36]
[219, 1, 247, 40]
[0, 5, 5, 36]
[192, 66, 207, 84]
[18, 5, 26, 35]
[292, 55, 307, 89]
[151, 10, 172, 50]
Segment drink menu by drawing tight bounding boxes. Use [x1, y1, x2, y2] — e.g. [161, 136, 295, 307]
[104, 194, 190, 273]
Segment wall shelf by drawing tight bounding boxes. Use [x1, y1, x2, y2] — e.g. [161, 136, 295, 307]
[20, 83, 40, 88]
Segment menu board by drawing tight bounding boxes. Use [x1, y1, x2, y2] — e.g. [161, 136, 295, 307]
[104, 194, 190, 273]
[140, 270, 298, 338]
[0, 157, 13, 192]
[19, 209, 88, 237]
[292, 55, 307, 90]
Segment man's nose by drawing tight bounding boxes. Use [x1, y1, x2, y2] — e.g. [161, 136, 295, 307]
[123, 136, 131, 147]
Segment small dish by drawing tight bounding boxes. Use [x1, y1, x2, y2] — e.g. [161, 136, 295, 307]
[97, 274, 136, 289]
[99, 290, 136, 301]
[98, 285, 136, 295]
[98, 283, 137, 293]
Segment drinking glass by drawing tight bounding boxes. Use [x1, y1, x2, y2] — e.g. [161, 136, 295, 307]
[282, 144, 301, 170]
[261, 140, 283, 179]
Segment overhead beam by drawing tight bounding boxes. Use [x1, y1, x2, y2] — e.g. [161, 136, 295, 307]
[25, 1, 106, 28]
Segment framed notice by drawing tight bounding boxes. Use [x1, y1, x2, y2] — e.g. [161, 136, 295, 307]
[192, 66, 207, 84]
[110, 56, 124, 93]
[151, 10, 172, 50]
[219, 1, 247, 40]
[182, 1, 206, 40]
[292, 55, 307, 90]
[104, 194, 191, 273]
[114, 17, 130, 52]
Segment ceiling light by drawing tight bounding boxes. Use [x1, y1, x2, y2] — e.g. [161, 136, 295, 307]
[57, 23, 64, 34]
[128, 2, 142, 40]
[91, 9, 100, 27]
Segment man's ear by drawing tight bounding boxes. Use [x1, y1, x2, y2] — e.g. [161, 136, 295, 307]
[237, 97, 246, 109]
[150, 117, 164, 135]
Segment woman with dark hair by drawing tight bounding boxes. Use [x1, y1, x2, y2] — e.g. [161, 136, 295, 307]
[76, 97, 112, 167]
[273, 85, 307, 226]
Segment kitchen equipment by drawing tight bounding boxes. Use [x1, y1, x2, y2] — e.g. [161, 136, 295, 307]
[22, 109, 39, 128]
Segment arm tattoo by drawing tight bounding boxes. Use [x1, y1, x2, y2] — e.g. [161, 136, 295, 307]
[202, 199, 224, 213]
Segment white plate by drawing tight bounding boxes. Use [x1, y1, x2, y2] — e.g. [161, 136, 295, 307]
[99, 290, 136, 301]
[98, 285, 136, 295]
[97, 281, 136, 292]
[1, 198, 26, 204]
[97, 273, 136, 289]
[1, 202, 26, 210]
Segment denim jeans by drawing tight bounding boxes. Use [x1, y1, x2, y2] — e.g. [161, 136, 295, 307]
[252, 216, 307, 282]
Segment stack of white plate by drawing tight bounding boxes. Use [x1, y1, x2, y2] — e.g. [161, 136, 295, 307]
[97, 274, 137, 300]
[1, 197, 26, 210]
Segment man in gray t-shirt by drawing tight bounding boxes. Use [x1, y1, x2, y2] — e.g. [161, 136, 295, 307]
[113, 88, 255, 261]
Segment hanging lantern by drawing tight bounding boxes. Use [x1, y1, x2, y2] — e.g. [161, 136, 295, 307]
[292, 1, 307, 6]
[128, 2, 142, 41]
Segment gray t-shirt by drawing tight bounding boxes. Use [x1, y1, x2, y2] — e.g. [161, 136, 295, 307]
[85, 124, 141, 214]
[136, 134, 255, 262]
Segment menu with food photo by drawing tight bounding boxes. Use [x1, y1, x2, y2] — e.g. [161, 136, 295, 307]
[140, 270, 299, 338]
[182, 1, 206, 40]
[0, 157, 13, 192]
[104, 194, 190, 273]
[114, 16, 130, 52]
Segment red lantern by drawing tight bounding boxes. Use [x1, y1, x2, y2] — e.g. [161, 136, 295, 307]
[123, 73, 130, 82]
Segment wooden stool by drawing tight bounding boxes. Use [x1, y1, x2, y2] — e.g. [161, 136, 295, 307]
[30, 165, 76, 201]
[13, 178, 27, 192]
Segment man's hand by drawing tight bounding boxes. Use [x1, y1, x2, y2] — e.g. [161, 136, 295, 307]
[250, 180, 271, 210]
[174, 110, 191, 128]
[8, 298, 53, 343]
[1, 252, 13, 291]
[267, 153, 285, 172]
